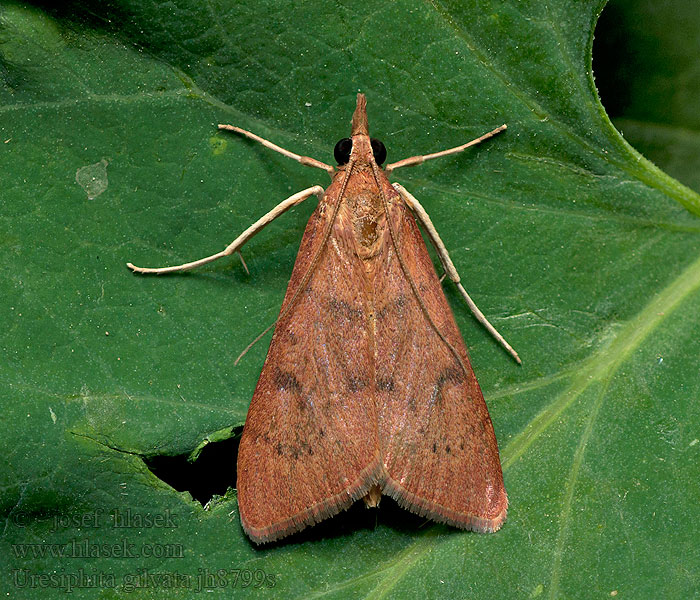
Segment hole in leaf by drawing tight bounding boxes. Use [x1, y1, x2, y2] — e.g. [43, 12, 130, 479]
[144, 432, 465, 541]
[144, 435, 239, 505]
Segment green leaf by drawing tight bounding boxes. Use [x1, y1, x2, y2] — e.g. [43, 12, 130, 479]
[2, 1, 699, 598]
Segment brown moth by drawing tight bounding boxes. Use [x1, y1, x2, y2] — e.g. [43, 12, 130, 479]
[128, 94, 517, 544]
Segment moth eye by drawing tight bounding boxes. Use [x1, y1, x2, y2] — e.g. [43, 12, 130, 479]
[334, 138, 353, 165]
[370, 138, 387, 165]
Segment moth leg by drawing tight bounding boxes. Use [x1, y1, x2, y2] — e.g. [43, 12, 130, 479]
[127, 185, 325, 274]
[384, 124, 506, 175]
[393, 182, 521, 364]
[218, 124, 335, 177]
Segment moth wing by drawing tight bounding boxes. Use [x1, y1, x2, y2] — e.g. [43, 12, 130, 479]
[237, 199, 381, 544]
[375, 189, 507, 532]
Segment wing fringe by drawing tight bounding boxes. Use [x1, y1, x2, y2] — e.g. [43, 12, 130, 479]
[241, 456, 384, 544]
[382, 476, 508, 533]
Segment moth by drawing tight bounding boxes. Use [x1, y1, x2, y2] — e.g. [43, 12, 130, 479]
[128, 94, 517, 544]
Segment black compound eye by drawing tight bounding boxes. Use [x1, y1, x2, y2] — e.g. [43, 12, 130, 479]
[370, 138, 387, 165]
[334, 138, 352, 165]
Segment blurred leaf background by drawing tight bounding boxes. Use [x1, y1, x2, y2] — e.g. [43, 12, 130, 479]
[1, 0, 699, 598]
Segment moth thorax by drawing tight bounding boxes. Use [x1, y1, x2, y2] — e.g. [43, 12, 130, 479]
[348, 190, 384, 249]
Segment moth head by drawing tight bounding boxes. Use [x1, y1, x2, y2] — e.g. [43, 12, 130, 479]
[334, 93, 387, 167]
[333, 136, 387, 167]
[351, 93, 370, 137]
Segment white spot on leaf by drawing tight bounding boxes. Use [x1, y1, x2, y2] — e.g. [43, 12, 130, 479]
[76, 159, 109, 199]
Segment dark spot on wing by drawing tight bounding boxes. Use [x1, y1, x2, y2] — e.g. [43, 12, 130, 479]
[274, 368, 303, 393]
[328, 297, 363, 320]
[275, 440, 313, 461]
[429, 364, 466, 406]
[376, 294, 407, 319]
[436, 365, 465, 388]
[376, 378, 395, 392]
[347, 376, 368, 392]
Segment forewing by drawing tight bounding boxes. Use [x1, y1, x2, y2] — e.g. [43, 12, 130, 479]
[374, 188, 507, 532]
[237, 197, 381, 544]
